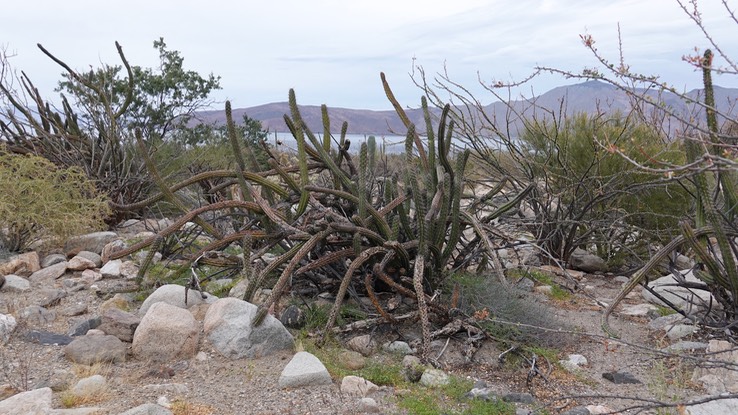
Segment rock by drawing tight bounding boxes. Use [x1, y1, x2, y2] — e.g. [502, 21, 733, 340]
[138, 284, 217, 316]
[648, 313, 686, 331]
[602, 371, 641, 384]
[63, 276, 93, 292]
[620, 303, 659, 316]
[118, 403, 174, 415]
[75, 251, 102, 268]
[41, 253, 67, 268]
[338, 350, 366, 370]
[642, 270, 715, 313]
[228, 278, 249, 299]
[64, 231, 120, 256]
[0, 387, 52, 414]
[120, 260, 139, 279]
[279, 305, 305, 329]
[81, 269, 102, 282]
[686, 397, 738, 415]
[533, 285, 553, 295]
[142, 383, 189, 396]
[674, 254, 693, 270]
[569, 248, 608, 273]
[99, 293, 134, 314]
[587, 405, 619, 414]
[278, 351, 332, 388]
[402, 355, 424, 382]
[358, 397, 380, 413]
[37, 288, 67, 307]
[25, 330, 74, 345]
[0, 251, 40, 277]
[420, 368, 450, 387]
[67, 317, 102, 337]
[0, 313, 17, 344]
[101, 239, 127, 264]
[67, 255, 97, 271]
[692, 339, 738, 394]
[100, 259, 122, 278]
[133, 302, 199, 362]
[346, 334, 377, 356]
[98, 307, 140, 342]
[18, 305, 57, 325]
[559, 354, 588, 372]
[0, 384, 18, 400]
[0, 274, 31, 293]
[29, 261, 68, 283]
[64, 334, 127, 364]
[665, 324, 698, 340]
[515, 277, 535, 291]
[71, 374, 107, 399]
[204, 298, 294, 359]
[340, 376, 378, 396]
[560, 407, 591, 415]
[383, 340, 413, 355]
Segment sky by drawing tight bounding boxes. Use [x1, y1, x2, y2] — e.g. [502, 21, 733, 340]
[3, 0, 738, 111]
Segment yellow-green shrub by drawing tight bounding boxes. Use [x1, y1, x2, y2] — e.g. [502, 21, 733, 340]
[0, 147, 110, 252]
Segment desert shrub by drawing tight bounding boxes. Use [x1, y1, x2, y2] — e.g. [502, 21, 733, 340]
[0, 147, 110, 252]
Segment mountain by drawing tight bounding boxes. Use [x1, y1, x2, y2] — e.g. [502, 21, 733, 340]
[193, 81, 738, 136]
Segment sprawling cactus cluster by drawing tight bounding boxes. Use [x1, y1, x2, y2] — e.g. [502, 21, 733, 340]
[108, 75, 527, 356]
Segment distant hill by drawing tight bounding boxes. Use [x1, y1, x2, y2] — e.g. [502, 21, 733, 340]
[193, 81, 738, 136]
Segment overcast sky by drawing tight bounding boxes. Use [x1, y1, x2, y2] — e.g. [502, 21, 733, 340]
[3, 0, 738, 110]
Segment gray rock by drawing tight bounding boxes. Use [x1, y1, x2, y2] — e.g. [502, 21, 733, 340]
[515, 277, 535, 291]
[67, 317, 102, 337]
[203, 297, 293, 359]
[560, 406, 591, 415]
[101, 239, 127, 264]
[142, 383, 189, 396]
[0, 251, 40, 277]
[71, 375, 107, 399]
[686, 397, 738, 415]
[602, 371, 641, 384]
[383, 340, 413, 355]
[648, 313, 686, 331]
[75, 251, 102, 268]
[138, 284, 217, 316]
[569, 248, 608, 273]
[278, 351, 332, 388]
[665, 324, 698, 340]
[100, 259, 122, 278]
[48, 369, 74, 391]
[0, 274, 30, 292]
[64, 335, 127, 364]
[36, 288, 67, 307]
[62, 277, 92, 292]
[64, 231, 119, 256]
[18, 305, 57, 325]
[559, 354, 588, 372]
[642, 270, 716, 313]
[0, 387, 52, 414]
[29, 261, 68, 283]
[0, 313, 17, 344]
[41, 253, 67, 268]
[346, 334, 377, 356]
[118, 403, 173, 415]
[120, 260, 139, 279]
[402, 355, 424, 382]
[420, 368, 450, 387]
[98, 307, 140, 342]
[133, 302, 199, 362]
[340, 376, 378, 396]
[620, 303, 659, 317]
[26, 330, 74, 345]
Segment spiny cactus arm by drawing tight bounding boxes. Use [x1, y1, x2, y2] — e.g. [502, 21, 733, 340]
[365, 272, 395, 322]
[359, 142, 369, 220]
[329, 221, 386, 246]
[421, 97, 438, 189]
[469, 178, 508, 211]
[134, 130, 222, 239]
[295, 248, 354, 275]
[225, 101, 255, 204]
[320, 246, 388, 343]
[285, 90, 311, 219]
[136, 236, 162, 283]
[442, 151, 469, 263]
[302, 124, 356, 192]
[381, 72, 428, 169]
[681, 222, 725, 287]
[412, 254, 431, 359]
[321, 105, 332, 151]
[108, 199, 263, 260]
[601, 226, 723, 338]
[242, 240, 303, 302]
[253, 229, 333, 326]
[267, 158, 301, 192]
[479, 184, 535, 223]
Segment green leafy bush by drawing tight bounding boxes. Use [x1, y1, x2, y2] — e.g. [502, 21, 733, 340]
[0, 147, 110, 252]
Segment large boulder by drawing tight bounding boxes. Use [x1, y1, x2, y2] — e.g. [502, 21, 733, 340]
[64, 231, 120, 256]
[569, 248, 607, 273]
[203, 297, 294, 359]
[29, 261, 68, 284]
[0, 251, 40, 277]
[0, 314, 17, 345]
[98, 307, 140, 342]
[138, 284, 217, 316]
[64, 335, 127, 365]
[642, 269, 716, 313]
[278, 351, 332, 388]
[133, 302, 199, 362]
[0, 387, 52, 414]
